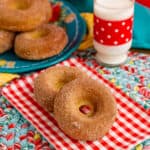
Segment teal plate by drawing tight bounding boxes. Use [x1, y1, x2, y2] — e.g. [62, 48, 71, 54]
[0, 0, 86, 73]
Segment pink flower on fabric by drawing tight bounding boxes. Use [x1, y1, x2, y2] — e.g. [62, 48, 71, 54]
[0, 108, 5, 117]
[0, 144, 7, 150]
[143, 146, 150, 150]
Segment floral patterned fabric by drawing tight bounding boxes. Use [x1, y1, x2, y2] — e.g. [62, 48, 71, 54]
[75, 49, 150, 109]
[0, 49, 150, 150]
[0, 96, 54, 150]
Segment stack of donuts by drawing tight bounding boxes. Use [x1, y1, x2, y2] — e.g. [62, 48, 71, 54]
[0, 0, 68, 60]
[34, 66, 117, 141]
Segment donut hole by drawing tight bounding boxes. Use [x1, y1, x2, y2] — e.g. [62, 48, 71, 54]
[56, 75, 77, 90]
[78, 101, 95, 117]
[26, 30, 49, 40]
[56, 80, 67, 89]
[79, 105, 91, 115]
[10, 0, 30, 10]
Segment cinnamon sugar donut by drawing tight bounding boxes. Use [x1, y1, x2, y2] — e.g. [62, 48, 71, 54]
[0, 0, 51, 32]
[54, 78, 117, 141]
[34, 66, 86, 112]
[14, 24, 68, 60]
[0, 30, 15, 54]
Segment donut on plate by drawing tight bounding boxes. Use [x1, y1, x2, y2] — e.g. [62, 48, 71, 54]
[0, 0, 52, 32]
[14, 24, 68, 60]
[0, 30, 15, 54]
[54, 78, 117, 141]
[34, 66, 86, 112]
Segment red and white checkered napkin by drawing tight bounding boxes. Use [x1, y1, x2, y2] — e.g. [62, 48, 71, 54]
[2, 58, 150, 150]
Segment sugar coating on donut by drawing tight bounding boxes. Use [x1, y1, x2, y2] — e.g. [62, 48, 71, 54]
[33, 66, 87, 112]
[9, 0, 30, 10]
[14, 24, 68, 60]
[0, 0, 52, 31]
[0, 30, 15, 54]
[54, 77, 117, 141]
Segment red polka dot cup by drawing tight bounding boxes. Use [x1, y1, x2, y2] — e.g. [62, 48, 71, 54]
[94, 0, 134, 66]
